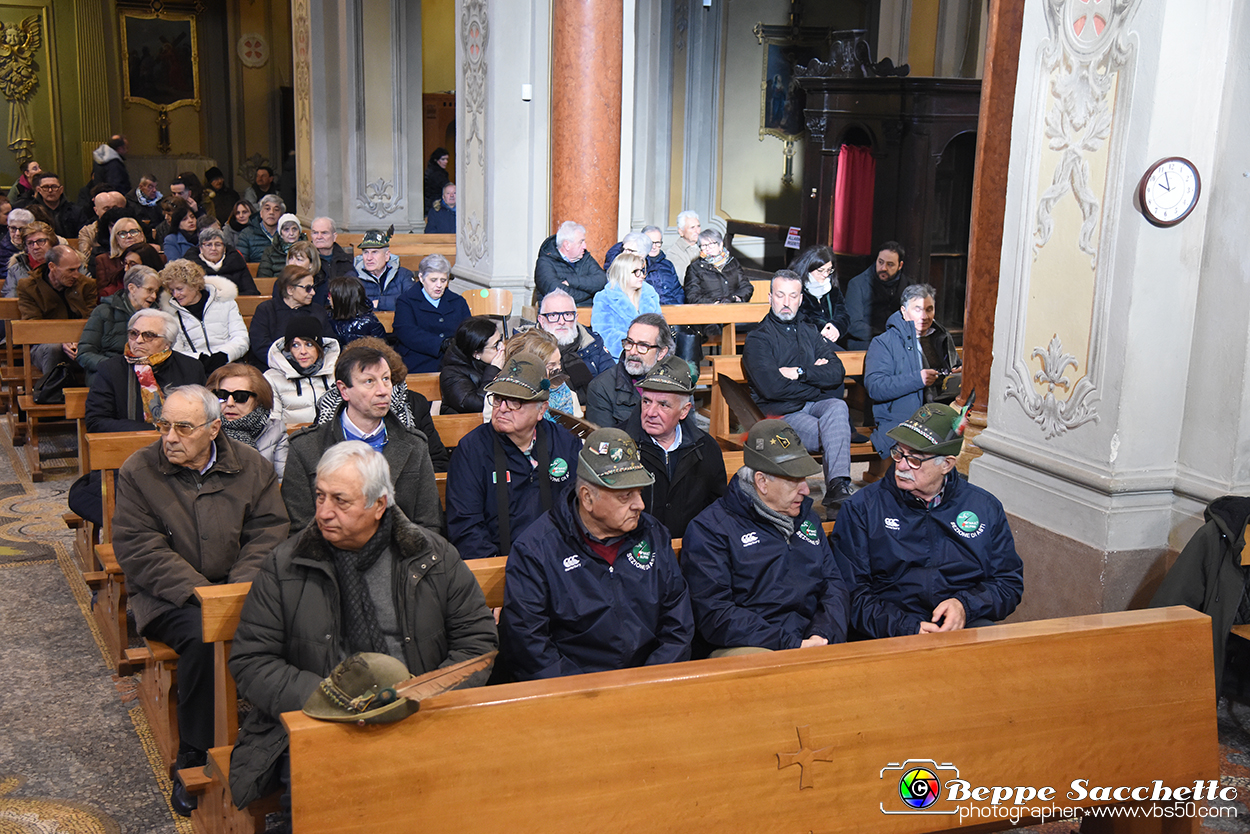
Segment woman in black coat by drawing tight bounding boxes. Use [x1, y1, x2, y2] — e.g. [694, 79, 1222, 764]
[247, 265, 331, 368]
[792, 245, 850, 344]
[438, 316, 502, 414]
[423, 147, 450, 214]
[190, 226, 259, 295]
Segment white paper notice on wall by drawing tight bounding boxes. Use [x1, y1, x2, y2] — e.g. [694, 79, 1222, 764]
[785, 227, 801, 249]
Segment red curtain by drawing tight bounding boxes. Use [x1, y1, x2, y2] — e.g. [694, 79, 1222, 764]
[831, 144, 876, 256]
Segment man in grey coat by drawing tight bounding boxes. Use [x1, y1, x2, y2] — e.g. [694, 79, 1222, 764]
[229, 442, 497, 809]
[112, 385, 290, 815]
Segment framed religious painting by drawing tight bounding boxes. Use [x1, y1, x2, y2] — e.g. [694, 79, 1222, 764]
[754, 24, 832, 142]
[119, 9, 201, 111]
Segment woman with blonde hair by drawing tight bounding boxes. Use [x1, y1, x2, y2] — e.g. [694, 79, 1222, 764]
[160, 258, 250, 374]
[500, 327, 582, 419]
[591, 251, 661, 359]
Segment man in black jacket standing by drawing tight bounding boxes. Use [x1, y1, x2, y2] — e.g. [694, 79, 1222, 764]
[743, 270, 855, 520]
[623, 355, 726, 538]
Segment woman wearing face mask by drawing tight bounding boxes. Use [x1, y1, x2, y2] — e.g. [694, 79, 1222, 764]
[76, 264, 163, 383]
[263, 316, 340, 426]
[792, 245, 849, 346]
[392, 253, 469, 373]
[258, 213, 306, 278]
[206, 362, 288, 479]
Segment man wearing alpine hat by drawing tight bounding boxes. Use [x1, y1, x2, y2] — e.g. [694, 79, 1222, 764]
[831, 400, 1023, 638]
[446, 351, 583, 559]
[498, 427, 694, 680]
[681, 419, 848, 656]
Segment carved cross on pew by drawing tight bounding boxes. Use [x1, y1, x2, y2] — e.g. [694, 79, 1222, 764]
[777, 725, 836, 789]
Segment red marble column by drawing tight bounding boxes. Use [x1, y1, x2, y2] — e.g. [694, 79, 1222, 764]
[550, 0, 623, 260]
[957, 0, 1025, 472]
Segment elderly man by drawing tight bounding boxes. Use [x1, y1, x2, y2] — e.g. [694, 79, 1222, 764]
[585, 313, 672, 428]
[682, 420, 848, 656]
[425, 182, 456, 234]
[237, 195, 284, 263]
[128, 173, 164, 236]
[537, 287, 613, 402]
[16, 244, 95, 372]
[242, 164, 279, 210]
[865, 283, 961, 460]
[499, 428, 693, 680]
[27, 172, 87, 238]
[112, 385, 289, 814]
[743, 269, 855, 519]
[845, 241, 908, 349]
[309, 216, 358, 284]
[832, 403, 1023, 639]
[446, 352, 583, 560]
[284, 341, 441, 532]
[228, 441, 496, 809]
[533, 220, 607, 306]
[76, 187, 129, 260]
[352, 226, 415, 311]
[664, 210, 701, 285]
[604, 229, 683, 305]
[623, 355, 725, 538]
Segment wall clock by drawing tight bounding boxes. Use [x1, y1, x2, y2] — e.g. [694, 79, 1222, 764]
[1138, 157, 1200, 227]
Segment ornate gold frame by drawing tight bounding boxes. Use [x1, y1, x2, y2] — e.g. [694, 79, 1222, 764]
[118, 9, 201, 113]
[754, 24, 831, 143]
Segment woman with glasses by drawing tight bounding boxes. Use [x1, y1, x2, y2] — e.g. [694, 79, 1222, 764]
[90, 212, 146, 298]
[77, 264, 163, 384]
[283, 241, 327, 305]
[683, 228, 751, 306]
[499, 327, 582, 420]
[439, 315, 502, 414]
[247, 264, 332, 367]
[263, 317, 340, 426]
[162, 202, 202, 262]
[161, 259, 250, 375]
[206, 363, 288, 478]
[792, 245, 849, 346]
[4, 220, 57, 296]
[1, 207, 32, 295]
[190, 226, 258, 295]
[392, 253, 470, 373]
[326, 275, 386, 346]
[591, 251, 661, 360]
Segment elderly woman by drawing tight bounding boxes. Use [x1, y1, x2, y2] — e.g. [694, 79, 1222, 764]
[77, 264, 163, 383]
[90, 213, 146, 298]
[392, 253, 469, 373]
[1, 207, 32, 293]
[5, 220, 56, 296]
[592, 251, 661, 360]
[439, 316, 502, 414]
[327, 275, 385, 346]
[162, 202, 201, 262]
[222, 199, 254, 250]
[684, 228, 751, 305]
[247, 264, 332, 367]
[207, 363, 288, 478]
[792, 245, 849, 345]
[190, 226, 258, 295]
[263, 317, 340, 426]
[160, 258, 250, 375]
[258, 213, 305, 278]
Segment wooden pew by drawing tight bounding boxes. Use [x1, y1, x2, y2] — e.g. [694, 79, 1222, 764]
[10, 318, 89, 480]
[577, 302, 769, 356]
[376, 310, 394, 331]
[62, 387, 94, 570]
[0, 297, 22, 418]
[254, 276, 276, 296]
[282, 607, 1216, 834]
[433, 412, 484, 448]
[234, 295, 265, 319]
[406, 372, 441, 403]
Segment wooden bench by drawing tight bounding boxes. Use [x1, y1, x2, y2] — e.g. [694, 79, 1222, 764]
[577, 302, 770, 356]
[433, 412, 484, 448]
[235, 295, 265, 319]
[254, 276, 276, 296]
[281, 607, 1216, 833]
[376, 310, 394, 331]
[10, 318, 89, 480]
[62, 387, 94, 570]
[406, 372, 441, 403]
[0, 297, 22, 418]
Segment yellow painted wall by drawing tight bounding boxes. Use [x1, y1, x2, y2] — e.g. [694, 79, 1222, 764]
[423, 0, 455, 93]
[908, 0, 939, 76]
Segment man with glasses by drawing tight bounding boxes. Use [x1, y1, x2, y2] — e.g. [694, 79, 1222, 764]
[585, 313, 672, 428]
[283, 341, 441, 532]
[112, 384, 289, 815]
[27, 172, 87, 238]
[446, 352, 583, 560]
[831, 403, 1023, 639]
[16, 244, 95, 372]
[537, 288, 613, 401]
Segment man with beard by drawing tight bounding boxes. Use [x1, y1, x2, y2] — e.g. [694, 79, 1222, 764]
[536, 288, 612, 402]
[844, 241, 907, 350]
[584, 313, 672, 428]
[742, 270, 856, 520]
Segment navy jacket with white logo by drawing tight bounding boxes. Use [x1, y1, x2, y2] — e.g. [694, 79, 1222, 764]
[831, 466, 1023, 638]
[499, 489, 694, 680]
[681, 475, 849, 651]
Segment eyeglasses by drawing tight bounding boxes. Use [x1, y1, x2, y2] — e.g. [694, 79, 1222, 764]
[155, 419, 211, 437]
[622, 338, 659, 354]
[488, 393, 526, 411]
[37, 183, 62, 192]
[890, 445, 939, 467]
[117, 228, 143, 239]
[699, 242, 719, 250]
[214, 389, 255, 404]
[294, 283, 316, 292]
[631, 268, 647, 277]
[539, 310, 577, 323]
[127, 328, 164, 342]
[25, 238, 49, 248]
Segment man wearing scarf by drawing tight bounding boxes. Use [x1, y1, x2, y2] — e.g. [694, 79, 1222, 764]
[227, 442, 496, 809]
[113, 385, 290, 815]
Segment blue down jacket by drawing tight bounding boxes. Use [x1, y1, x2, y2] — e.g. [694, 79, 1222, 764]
[864, 310, 960, 458]
[831, 467, 1024, 638]
[445, 420, 583, 560]
[681, 474, 848, 650]
[591, 281, 662, 360]
[499, 488, 693, 680]
[352, 252, 415, 311]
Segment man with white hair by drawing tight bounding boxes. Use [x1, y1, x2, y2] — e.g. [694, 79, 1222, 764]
[424, 182, 456, 234]
[112, 384, 289, 815]
[533, 219, 607, 306]
[664, 210, 701, 285]
[537, 287, 614, 401]
[228, 441, 497, 809]
[238, 194, 285, 263]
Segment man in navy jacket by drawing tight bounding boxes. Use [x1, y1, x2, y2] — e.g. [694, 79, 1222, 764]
[499, 428, 693, 680]
[446, 352, 582, 559]
[682, 419, 848, 656]
[832, 403, 1023, 638]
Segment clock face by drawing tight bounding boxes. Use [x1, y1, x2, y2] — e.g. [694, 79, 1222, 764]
[1139, 157, 1200, 227]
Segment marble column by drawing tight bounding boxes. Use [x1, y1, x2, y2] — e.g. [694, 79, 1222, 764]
[549, 0, 623, 258]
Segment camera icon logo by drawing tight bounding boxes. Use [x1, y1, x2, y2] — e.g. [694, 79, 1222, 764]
[899, 766, 941, 808]
[879, 759, 960, 815]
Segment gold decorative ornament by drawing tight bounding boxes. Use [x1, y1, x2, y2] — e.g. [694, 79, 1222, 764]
[0, 15, 42, 164]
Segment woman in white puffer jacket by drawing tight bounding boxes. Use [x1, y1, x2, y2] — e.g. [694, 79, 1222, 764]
[263, 315, 341, 427]
[160, 259, 250, 375]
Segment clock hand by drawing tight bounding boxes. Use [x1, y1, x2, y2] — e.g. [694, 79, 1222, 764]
[1161, 172, 1170, 191]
